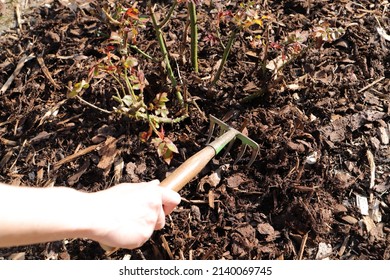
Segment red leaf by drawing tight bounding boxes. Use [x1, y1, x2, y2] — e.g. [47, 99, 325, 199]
[125, 8, 139, 19]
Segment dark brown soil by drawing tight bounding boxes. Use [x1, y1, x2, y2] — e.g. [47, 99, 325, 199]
[1, 0, 389, 260]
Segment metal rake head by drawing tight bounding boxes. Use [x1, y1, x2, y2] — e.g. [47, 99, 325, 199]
[205, 115, 260, 167]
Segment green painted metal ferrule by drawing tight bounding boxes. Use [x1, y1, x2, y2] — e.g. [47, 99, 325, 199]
[205, 115, 260, 167]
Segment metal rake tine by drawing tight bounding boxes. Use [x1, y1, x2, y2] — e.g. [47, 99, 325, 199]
[247, 146, 259, 167]
[206, 119, 216, 145]
[233, 144, 247, 165]
[221, 137, 236, 159]
[218, 127, 228, 137]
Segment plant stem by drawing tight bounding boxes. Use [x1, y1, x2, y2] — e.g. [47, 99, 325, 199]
[188, 1, 198, 73]
[148, 3, 184, 107]
[139, 112, 189, 125]
[158, 0, 177, 29]
[149, 5, 176, 87]
[210, 29, 238, 87]
[130, 45, 158, 62]
[123, 68, 137, 101]
[108, 72, 127, 97]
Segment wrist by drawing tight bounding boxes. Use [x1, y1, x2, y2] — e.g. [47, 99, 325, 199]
[63, 189, 96, 240]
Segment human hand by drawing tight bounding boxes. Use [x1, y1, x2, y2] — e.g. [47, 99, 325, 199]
[84, 180, 181, 250]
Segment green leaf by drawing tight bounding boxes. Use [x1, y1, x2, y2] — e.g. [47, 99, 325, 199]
[162, 149, 173, 165]
[67, 80, 89, 98]
[165, 138, 179, 153]
[122, 95, 134, 107]
[123, 56, 138, 68]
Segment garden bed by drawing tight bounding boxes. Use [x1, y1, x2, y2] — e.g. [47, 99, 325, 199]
[0, 0, 389, 260]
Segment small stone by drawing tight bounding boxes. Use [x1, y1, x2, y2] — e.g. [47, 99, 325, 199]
[315, 242, 332, 260]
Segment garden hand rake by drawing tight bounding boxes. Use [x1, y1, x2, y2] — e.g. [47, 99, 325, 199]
[101, 114, 259, 253]
[159, 114, 259, 191]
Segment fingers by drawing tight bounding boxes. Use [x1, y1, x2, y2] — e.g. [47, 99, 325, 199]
[161, 189, 181, 215]
[148, 179, 161, 186]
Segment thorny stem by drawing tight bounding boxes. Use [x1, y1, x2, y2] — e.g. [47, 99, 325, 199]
[108, 72, 126, 96]
[148, 2, 185, 107]
[210, 29, 238, 87]
[148, 3, 176, 87]
[179, 20, 190, 60]
[249, 25, 270, 78]
[158, 0, 178, 29]
[130, 45, 158, 62]
[101, 7, 121, 26]
[140, 112, 189, 125]
[123, 68, 137, 101]
[147, 113, 161, 138]
[188, 1, 198, 72]
[76, 94, 186, 125]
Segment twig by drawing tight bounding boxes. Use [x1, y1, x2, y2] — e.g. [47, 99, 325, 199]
[9, 140, 27, 172]
[104, 246, 120, 257]
[161, 235, 174, 260]
[338, 235, 350, 257]
[14, 4, 22, 31]
[37, 56, 61, 90]
[76, 96, 113, 114]
[297, 232, 309, 260]
[135, 249, 146, 260]
[358, 77, 385, 93]
[53, 143, 102, 168]
[0, 53, 35, 95]
[158, 0, 177, 29]
[101, 7, 121, 26]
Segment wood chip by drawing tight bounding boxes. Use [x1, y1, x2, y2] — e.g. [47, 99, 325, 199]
[378, 126, 389, 145]
[362, 215, 376, 233]
[356, 194, 369, 215]
[208, 189, 215, 209]
[9, 252, 25, 260]
[67, 159, 90, 186]
[341, 215, 358, 225]
[97, 136, 118, 175]
[366, 150, 376, 189]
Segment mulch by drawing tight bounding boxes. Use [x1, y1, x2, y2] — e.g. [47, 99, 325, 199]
[0, 0, 389, 260]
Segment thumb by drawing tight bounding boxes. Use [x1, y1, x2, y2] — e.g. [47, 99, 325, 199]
[161, 189, 181, 215]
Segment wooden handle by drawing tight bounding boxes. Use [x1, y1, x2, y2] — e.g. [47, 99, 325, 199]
[159, 146, 216, 192]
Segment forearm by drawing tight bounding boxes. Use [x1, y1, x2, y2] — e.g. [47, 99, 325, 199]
[0, 183, 91, 248]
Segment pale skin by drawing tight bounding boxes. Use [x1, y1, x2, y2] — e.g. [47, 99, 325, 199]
[0, 181, 181, 249]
